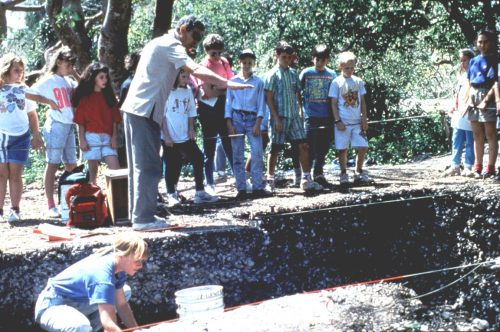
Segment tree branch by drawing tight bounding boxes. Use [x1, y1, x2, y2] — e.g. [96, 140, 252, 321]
[9, 5, 45, 12]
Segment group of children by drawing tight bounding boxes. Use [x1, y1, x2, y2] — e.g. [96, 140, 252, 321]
[0, 28, 498, 223]
[446, 30, 499, 182]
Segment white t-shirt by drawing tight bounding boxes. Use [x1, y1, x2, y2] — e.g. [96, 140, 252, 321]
[328, 75, 366, 125]
[162, 88, 196, 143]
[0, 84, 36, 135]
[451, 73, 472, 131]
[28, 74, 76, 125]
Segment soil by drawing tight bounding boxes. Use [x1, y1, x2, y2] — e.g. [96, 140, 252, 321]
[1, 148, 499, 254]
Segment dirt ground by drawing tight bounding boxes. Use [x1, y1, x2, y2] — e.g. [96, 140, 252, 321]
[0, 147, 499, 253]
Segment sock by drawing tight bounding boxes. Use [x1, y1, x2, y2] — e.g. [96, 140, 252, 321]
[10, 207, 19, 213]
[267, 174, 274, 180]
[486, 164, 495, 174]
[196, 190, 204, 195]
[474, 164, 482, 173]
[47, 199, 56, 210]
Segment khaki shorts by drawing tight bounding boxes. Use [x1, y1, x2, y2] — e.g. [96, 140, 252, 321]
[467, 87, 497, 123]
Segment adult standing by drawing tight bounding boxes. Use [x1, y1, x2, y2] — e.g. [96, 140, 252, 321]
[121, 15, 251, 231]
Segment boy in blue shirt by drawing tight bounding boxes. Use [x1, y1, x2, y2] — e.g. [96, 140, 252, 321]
[329, 51, 372, 185]
[300, 44, 337, 188]
[264, 41, 323, 192]
[226, 49, 270, 199]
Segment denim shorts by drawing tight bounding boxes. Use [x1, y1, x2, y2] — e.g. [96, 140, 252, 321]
[334, 124, 369, 150]
[42, 120, 77, 164]
[0, 130, 30, 164]
[83, 132, 117, 161]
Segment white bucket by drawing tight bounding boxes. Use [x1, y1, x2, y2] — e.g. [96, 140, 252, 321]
[59, 184, 72, 223]
[175, 285, 224, 319]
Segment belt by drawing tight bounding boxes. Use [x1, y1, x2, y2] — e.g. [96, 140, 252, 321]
[234, 109, 256, 115]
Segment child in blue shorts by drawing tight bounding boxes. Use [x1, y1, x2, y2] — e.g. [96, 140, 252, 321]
[26, 47, 79, 218]
[226, 49, 269, 199]
[329, 51, 372, 185]
[0, 54, 43, 222]
[264, 41, 323, 193]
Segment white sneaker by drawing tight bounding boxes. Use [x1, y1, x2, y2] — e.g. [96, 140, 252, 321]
[214, 171, 227, 184]
[205, 184, 217, 196]
[167, 192, 181, 208]
[462, 167, 474, 178]
[246, 179, 253, 193]
[266, 176, 275, 192]
[354, 170, 372, 184]
[7, 209, 20, 223]
[47, 207, 60, 218]
[194, 190, 219, 204]
[444, 165, 461, 176]
[339, 172, 349, 185]
[132, 216, 170, 231]
[301, 177, 323, 191]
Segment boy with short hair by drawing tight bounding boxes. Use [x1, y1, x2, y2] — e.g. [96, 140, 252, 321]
[264, 41, 323, 192]
[197, 34, 234, 195]
[329, 51, 371, 185]
[225, 49, 269, 199]
[300, 44, 337, 187]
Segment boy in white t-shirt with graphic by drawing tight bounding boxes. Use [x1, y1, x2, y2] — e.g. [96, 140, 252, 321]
[329, 51, 372, 185]
[26, 47, 79, 218]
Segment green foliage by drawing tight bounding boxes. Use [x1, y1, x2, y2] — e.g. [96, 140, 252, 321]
[128, 1, 155, 52]
[55, 8, 81, 29]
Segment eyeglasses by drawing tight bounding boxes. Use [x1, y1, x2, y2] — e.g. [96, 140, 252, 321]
[209, 51, 223, 57]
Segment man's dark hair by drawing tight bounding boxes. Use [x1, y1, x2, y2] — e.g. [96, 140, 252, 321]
[124, 50, 141, 74]
[312, 44, 330, 59]
[477, 29, 498, 50]
[275, 41, 294, 55]
[176, 15, 205, 33]
[203, 34, 224, 51]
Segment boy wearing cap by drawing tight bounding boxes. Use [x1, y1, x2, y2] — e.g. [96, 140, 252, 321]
[264, 41, 323, 192]
[300, 44, 337, 188]
[226, 49, 269, 199]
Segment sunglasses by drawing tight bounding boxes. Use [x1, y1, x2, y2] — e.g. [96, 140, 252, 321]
[192, 30, 203, 43]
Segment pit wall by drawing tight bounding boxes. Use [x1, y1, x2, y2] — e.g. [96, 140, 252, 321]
[0, 192, 498, 331]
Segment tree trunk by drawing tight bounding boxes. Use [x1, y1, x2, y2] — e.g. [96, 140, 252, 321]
[153, 0, 174, 38]
[97, 0, 132, 94]
[46, 0, 91, 72]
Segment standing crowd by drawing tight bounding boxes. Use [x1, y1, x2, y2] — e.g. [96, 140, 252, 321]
[0, 16, 498, 231]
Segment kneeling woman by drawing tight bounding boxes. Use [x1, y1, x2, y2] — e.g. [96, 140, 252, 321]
[35, 233, 147, 332]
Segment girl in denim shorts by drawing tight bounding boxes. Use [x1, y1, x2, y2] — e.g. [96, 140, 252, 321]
[0, 54, 43, 223]
[73, 63, 122, 184]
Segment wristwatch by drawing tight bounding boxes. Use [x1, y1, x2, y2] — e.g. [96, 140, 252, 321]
[334, 119, 342, 124]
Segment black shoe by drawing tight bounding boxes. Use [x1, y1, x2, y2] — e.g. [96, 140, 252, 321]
[235, 190, 249, 200]
[482, 170, 496, 179]
[492, 169, 500, 183]
[252, 189, 273, 198]
[314, 175, 331, 188]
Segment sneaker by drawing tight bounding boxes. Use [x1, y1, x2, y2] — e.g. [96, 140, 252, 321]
[353, 170, 372, 184]
[266, 176, 275, 192]
[214, 171, 227, 184]
[293, 175, 302, 188]
[472, 169, 483, 179]
[132, 216, 170, 231]
[314, 175, 331, 188]
[205, 184, 217, 196]
[462, 167, 474, 178]
[444, 165, 461, 176]
[7, 209, 20, 223]
[301, 177, 323, 191]
[47, 207, 61, 218]
[493, 171, 500, 183]
[339, 172, 349, 185]
[167, 192, 181, 208]
[481, 170, 496, 179]
[194, 190, 219, 204]
[235, 190, 249, 200]
[252, 189, 273, 198]
[246, 178, 253, 193]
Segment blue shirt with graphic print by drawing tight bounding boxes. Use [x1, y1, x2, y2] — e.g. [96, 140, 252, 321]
[299, 66, 337, 118]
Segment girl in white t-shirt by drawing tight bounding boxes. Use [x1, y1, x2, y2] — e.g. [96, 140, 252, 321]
[26, 47, 79, 218]
[161, 69, 218, 207]
[0, 54, 43, 223]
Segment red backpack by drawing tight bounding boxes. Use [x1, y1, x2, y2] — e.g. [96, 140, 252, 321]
[65, 183, 109, 228]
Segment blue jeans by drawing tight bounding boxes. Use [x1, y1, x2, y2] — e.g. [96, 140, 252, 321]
[451, 128, 474, 167]
[35, 284, 131, 332]
[214, 137, 228, 173]
[305, 117, 334, 176]
[230, 111, 263, 191]
[198, 97, 233, 185]
[123, 113, 162, 224]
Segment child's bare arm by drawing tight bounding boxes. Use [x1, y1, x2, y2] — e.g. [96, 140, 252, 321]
[111, 123, 118, 149]
[266, 90, 282, 132]
[331, 97, 345, 131]
[77, 124, 89, 151]
[360, 95, 368, 131]
[25, 92, 60, 111]
[161, 118, 173, 147]
[188, 117, 196, 140]
[296, 91, 303, 119]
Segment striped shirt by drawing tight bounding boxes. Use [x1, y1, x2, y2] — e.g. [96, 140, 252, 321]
[264, 65, 300, 118]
